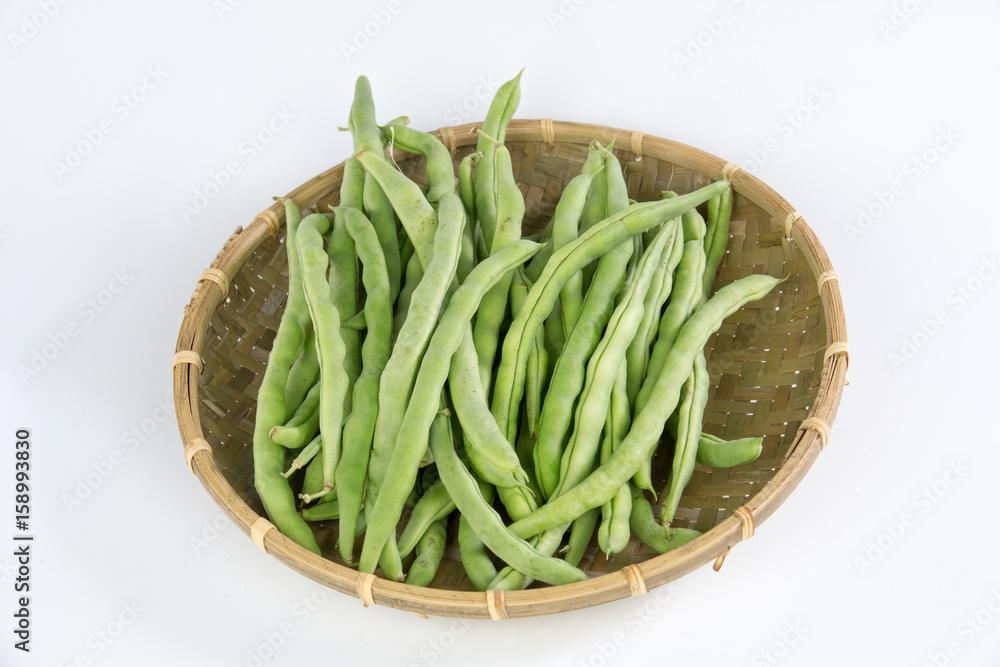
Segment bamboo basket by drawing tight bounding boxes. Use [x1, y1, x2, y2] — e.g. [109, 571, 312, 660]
[172, 119, 848, 619]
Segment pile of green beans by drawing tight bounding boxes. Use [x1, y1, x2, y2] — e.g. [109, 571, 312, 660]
[251, 73, 777, 589]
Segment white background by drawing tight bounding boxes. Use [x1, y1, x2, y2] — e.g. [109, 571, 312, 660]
[2, 1, 998, 665]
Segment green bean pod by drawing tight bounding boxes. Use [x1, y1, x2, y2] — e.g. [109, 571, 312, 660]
[393, 252, 424, 338]
[326, 214, 361, 415]
[281, 434, 321, 478]
[660, 352, 709, 527]
[284, 326, 319, 418]
[300, 498, 340, 522]
[398, 478, 455, 558]
[405, 516, 448, 588]
[359, 240, 542, 574]
[553, 220, 678, 499]
[565, 507, 600, 567]
[366, 195, 465, 577]
[491, 180, 730, 446]
[458, 151, 480, 224]
[597, 361, 632, 555]
[696, 434, 763, 468]
[507, 273, 781, 540]
[636, 238, 707, 414]
[449, 329, 527, 487]
[530, 243, 631, 499]
[472, 144, 524, 396]
[474, 70, 522, 251]
[629, 486, 701, 552]
[356, 149, 438, 268]
[551, 143, 605, 334]
[625, 217, 684, 405]
[381, 122, 457, 204]
[702, 177, 733, 301]
[428, 408, 587, 587]
[459, 513, 498, 591]
[334, 207, 393, 563]
[296, 214, 350, 498]
[251, 197, 322, 554]
[270, 380, 320, 448]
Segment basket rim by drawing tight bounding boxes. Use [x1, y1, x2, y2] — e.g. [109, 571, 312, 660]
[172, 118, 848, 620]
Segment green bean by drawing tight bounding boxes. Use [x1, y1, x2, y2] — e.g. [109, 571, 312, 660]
[459, 513, 497, 591]
[522, 302, 549, 439]
[491, 180, 729, 445]
[296, 214, 349, 500]
[333, 207, 393, 563]
[529, 262, 628, 498]
[252, 198, 320, 554]
[270, 380, 320, 448]
[301, 455, 325, 499]
[474, 71, 522, 251]
[428, 408, 587, 587]
[398, 478, 455, 557]
[553, 219, 678, 499]
[458, 151, 480, 224]
[524, 237, 553, 283]
[629, 486, 701, 552]
[342, 311, 367, 331]
[284, 326, 319, 418]
[458, 221, 476, 284]
[506, 273, 781, 540]
[565, 507, 600, 567]
[326, 213, 361, 415]
[406, 516, 448, 587]
[381, 122, 457, 204]
[281, 434, 321, 478]
[472, 144, 524, 396]
[366, 194, 465, 577]
[597, 361, 632, 555]
[635, 239, 707, 414]
[578, 144, 618, 289]
[487, 526, 566, 591]
[393, 251, 423, 338]
[702, 177, 733, 300]
[696, 434, 763, 468]
[625, 216, 684, 405]
[449, 329, 527, 487]
[551, 143, 604, 334]
[359, 240, 541, 574]
[356, 149, 437, 268]
[348, 78, 402, 303]
[398, 231, 415, 278]
[661, 352, 709, 527]
[301, 498, 340, 521]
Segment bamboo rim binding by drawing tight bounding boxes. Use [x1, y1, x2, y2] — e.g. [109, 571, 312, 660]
[173, 119, 848, 618]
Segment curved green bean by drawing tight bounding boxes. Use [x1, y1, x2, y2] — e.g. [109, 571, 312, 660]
[630, 486, 701, 552]
[428, 409, 587, 587]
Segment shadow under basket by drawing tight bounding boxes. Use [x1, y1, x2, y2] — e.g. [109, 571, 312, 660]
[172, 119, 849, 619]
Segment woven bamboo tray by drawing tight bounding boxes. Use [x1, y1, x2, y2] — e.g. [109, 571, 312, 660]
[173, 119, 848, 619]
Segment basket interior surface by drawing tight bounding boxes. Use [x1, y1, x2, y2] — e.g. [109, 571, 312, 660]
[194, 135, 826, 592]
